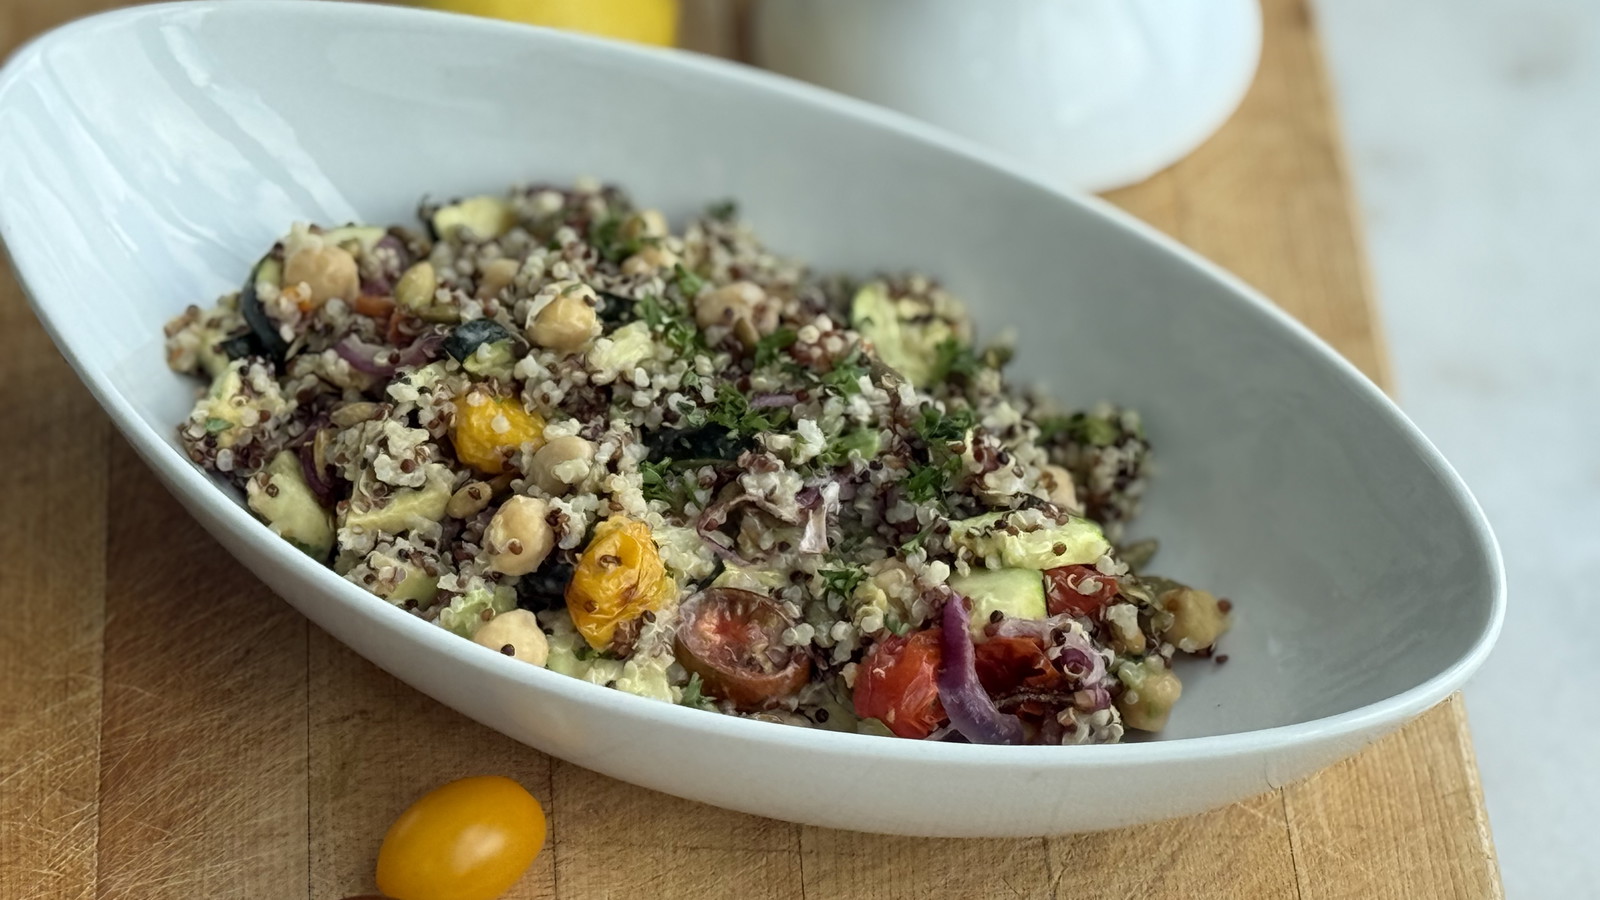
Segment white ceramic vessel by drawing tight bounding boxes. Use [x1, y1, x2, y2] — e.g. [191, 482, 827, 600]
[0, 1, 1501, 836]
[751, 0, 1263, 193]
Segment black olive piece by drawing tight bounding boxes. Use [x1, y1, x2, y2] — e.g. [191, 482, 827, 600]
[443, 318, 517, 362]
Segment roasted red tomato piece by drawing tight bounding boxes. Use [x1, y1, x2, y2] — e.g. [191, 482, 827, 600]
[1045, 564, 1119, 618]
[853, 628, 946, 739]
[972, 635, 1061, 696]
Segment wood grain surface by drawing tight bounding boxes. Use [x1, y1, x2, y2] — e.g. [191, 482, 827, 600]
[0, 1, 1501, 898]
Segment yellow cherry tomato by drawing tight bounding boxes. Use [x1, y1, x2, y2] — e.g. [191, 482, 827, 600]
[565, 516, 674, 650]
[376, 775, 546, 900]
[415, 0, 679, 47]
[451, 389, 545, 475]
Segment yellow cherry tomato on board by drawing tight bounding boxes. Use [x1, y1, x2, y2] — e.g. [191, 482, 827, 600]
[376, 775, 546, 900]
[414, 0, 679, 47]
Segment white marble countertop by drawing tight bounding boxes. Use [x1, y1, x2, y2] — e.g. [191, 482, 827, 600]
[1314, 1, 1599, 895]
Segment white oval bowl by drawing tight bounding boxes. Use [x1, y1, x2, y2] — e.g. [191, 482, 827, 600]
[0, 1, 1503, 836]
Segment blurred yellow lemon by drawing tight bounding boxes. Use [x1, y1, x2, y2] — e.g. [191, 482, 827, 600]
[417, 0, 679, 46]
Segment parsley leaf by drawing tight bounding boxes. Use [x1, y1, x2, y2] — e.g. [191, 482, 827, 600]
[706, 199, 738, 222]
[590, 214, 640, 264]
[1036, 412, 1120, 446]
[204, 416, 233, 434]
[819, 346, 869, 397]
[640, 458, 678, 505]
[899, 521, 937, 554]
[673, 263, 705, 300]
[680, 673, 718, 711]
[915, 404, 975, 445]
[897, 403, 976, 505]
[817, 428, 880, 469]
[820, 566, 867, 600]
[754, 327, 798, 368]
[901, 463, 947, 503]
[930, 337, 981, 383]
[704, 382, 786, 436]
[1035, 414, 1072, 442]
[637, 295, 703, 356]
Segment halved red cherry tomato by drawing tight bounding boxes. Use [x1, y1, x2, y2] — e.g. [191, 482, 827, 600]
[675, 588, 812, 710]
[375, 775, 546, 900]
[1045, 565, 1119, 618]
[853, 628, 946, 739]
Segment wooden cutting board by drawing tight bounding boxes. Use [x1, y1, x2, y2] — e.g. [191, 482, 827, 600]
[0, 1, 1501, 897]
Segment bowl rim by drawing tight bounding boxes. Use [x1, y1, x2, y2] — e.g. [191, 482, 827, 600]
[0, 0, 1505, 768]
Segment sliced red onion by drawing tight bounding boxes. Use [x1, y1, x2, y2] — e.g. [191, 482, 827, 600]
[750, 392, 798, 409]
[295, 437, 337, 505]
[394, 330, 445, 368]
[798, 505, 828, 554]
[696, 491, 758, 567]
[334, 334, 399, 377]
[937, 595, 1026, 745]
[1073, 684, 1113, 712]
[795, 485, 829, 554]
[334, 330, 444, 379]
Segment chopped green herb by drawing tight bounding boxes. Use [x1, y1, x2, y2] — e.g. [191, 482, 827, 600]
[899, 403, 976, 505]
[1035, 414, 1072, 442]
[205, 416, 233, 434]
[900, 520, 937, 554]
[819, 346, 869, 396]
[590, 214, 639, 264]
[702, 382, 786, 436]
[915, 404, 975, 446]
[640, 458, 678, 505]
[754, 327, 798, 367]
[680, 673, 718, 711]
[817, 428, 881, 468]
[1036, 412, 1121, 447]
[673, 263, 705, 300]
[820, 566, 867, 600]
[901, 462, 947, 503]
[930, 337, 981, 383]
[637, 295, 703, 356]
[706, 199, 738, 222]
[1076, 415, 1120, 446]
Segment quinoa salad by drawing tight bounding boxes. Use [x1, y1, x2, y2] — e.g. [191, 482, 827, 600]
[164, 179, 1232, 745]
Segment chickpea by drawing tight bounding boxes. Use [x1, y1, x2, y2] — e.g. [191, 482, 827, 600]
[1117, 661, 1182, 732]
[472, 609, 549, 666]
[529, 435, 595, 495]
[1038, 464, 1080, 512]
[619, 209, 668, 243]
[484, 496, 555, 576]
[475, 257, 521, 300]
[284, 242, 359, 306]
[446, 480, 494, 519]
[693, 280, 779, 348]
[527, 281, 601, 353]
[620, 244, 679, 276]
[1160, 587, 1230, 652]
